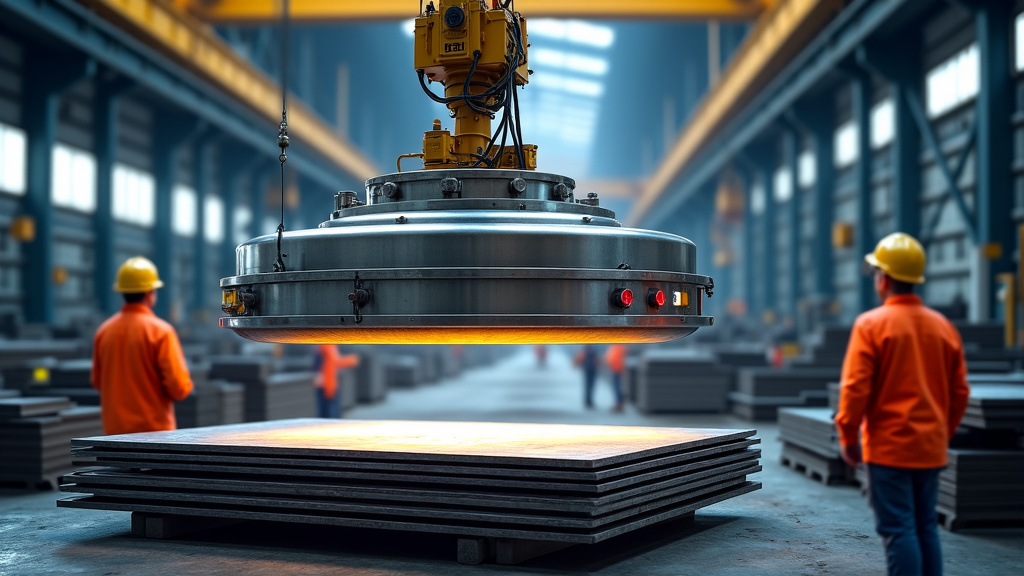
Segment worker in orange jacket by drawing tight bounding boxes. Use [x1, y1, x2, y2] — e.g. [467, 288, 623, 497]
[313, 345, 359, 418]
[91, 257, 193, 435]
[835, 233, 970, 576]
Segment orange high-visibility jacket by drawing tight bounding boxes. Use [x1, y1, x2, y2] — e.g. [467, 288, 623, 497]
[605, 344, 627, 374]
[317, 345, 360, 399]
[835, 294, 970, 468]
[91, 304, 193, 435]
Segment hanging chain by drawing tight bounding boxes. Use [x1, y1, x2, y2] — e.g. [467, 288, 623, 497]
[273, 0, 290, 273]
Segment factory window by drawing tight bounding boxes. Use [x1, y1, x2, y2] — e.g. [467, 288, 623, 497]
[750, 181, 766, 215]
[926, 44, 978, 118]
[798, 150, 816, 188]
[532, 74, 604, 98]
[531, 49, 608, 76]
[172, 184, 197, 237]
[871, 98, 894, 149]
[0, 123, 26, 195]
[773, 167, 793, 203]
[1016, 12, 1024, 72]
[51, 144, 96, 213]
[232, 206, 252, 245]
[833, 120, 858, 168]
[528, 20, 615, 49]
[204, 195, 225, 244]
[112, 164, 155, 227]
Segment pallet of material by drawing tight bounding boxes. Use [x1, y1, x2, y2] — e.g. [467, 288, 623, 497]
[635, 349, 733, 413]
[0, 404, 102, 489]
[779, 442, 852, 485]
[777, 407, 841, 458]
[61, 419, 761, 550]
[937, 449, 1024, 531]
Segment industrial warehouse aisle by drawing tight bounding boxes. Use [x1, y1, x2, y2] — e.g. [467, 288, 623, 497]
[1, 347, 1021, 576]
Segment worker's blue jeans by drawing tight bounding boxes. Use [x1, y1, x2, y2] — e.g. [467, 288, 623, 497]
[316, 388, 341, 419]
[866, 463, 944, 576]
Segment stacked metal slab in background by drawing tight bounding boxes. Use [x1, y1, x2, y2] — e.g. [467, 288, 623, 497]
[729, 367, 838, 421]
[959, 380, 1024, 430]
[792, 326, 851, 369]
[0, 396, 102, 488]
[954, 322, 1023, 373]
[777, 407, 851, 485]
[208, 358, 316, 422]
[635, 349, 733, 413]
[383, 355, 422, 389]
[351, 346, 388, 403]
[938, 449, 1024, 530]
[60, 419, 761, 544]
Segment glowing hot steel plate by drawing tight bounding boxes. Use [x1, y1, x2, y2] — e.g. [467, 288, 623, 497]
[73, 419, 754, 469]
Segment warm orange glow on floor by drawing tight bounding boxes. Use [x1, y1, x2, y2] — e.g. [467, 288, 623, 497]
[231, 326, 698, 345]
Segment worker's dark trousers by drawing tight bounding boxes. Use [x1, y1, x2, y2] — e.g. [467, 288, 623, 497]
[316, 389, 341, 419]
[866, 463, 943, 576]
[583, 368, 597, 407]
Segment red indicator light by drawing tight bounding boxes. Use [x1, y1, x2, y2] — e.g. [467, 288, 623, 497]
[613, 289, 633, 308]
[648, 289, 666, 307]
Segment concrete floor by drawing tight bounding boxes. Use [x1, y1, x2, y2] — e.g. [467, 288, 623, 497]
[1, 347, 1021, 575]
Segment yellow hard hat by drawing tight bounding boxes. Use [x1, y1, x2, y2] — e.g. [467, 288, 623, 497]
[113, 256, 164, 293]
[864, 232, 926, 284]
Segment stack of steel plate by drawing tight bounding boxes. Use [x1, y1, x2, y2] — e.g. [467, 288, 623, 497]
[791, 325, 850, 369]
[729, 367, 838, 421]
[352, 346, 387, 403]
[955, 322, 1022, 373]
[208, 357, 277, 422]
[0, 397, 101, 488]
[937, 449, 1024, 530]
[217, 382, 245, 425]
[337, 370, 358, 412]
[60, 419, 762, 544]
[37, 359, 100, 406]
[959, 383, 1024, 430]
[258, 373, 317, 421]
[635, 349, 733, 413]
[383, 355, 422, 389]
[777, 407, 851, 485]
[711, 345, 769, 368]
[827, 382, 840, 412]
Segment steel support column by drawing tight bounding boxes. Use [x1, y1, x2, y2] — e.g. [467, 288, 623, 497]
[93, 76, 135, 316]
[734, 167, 756, 319]
[975, 0, 1014, 321]
[783, 126, 801, 321]
[192, 136, 210, 314]
[760, 155, 777, 323]
[852, 73, 874, 313]
[20, 54, 93, 324]
[152, 117, 201, 320]
[218, 150, 263, 280]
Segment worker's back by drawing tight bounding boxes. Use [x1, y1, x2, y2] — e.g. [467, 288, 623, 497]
[91, 303, 193, 435]
[838, 294, 969, 468]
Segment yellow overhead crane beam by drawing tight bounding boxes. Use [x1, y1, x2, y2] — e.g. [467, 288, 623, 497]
[177, 0, 775, 24]
[76, 0, 379, 182]
[627, 0, 843, 227]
